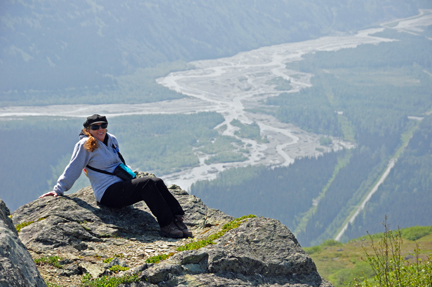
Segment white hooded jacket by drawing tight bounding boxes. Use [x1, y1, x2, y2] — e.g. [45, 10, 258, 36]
[53, 132, 124, 202]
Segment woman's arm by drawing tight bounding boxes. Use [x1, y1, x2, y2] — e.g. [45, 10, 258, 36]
[51, 140, 91, 196]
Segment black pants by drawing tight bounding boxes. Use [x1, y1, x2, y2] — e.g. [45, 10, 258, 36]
[100, 177, 184, 227]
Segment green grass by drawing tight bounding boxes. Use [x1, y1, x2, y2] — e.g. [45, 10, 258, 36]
[103, 258, 114, 264]
[15, 216, 49, 232]
[352, 225, 432, 242]
[352, 221, 432, 286]
[46, 282, 63, 287]
[145, 253, 174, 264]
[321, 239, 343, 247]
[303, 245, 322, 255]
[177, 214, 257, 252]
[145, 215, 257, 264]
[34, 256, 64, 269]
[402, 226, 432, 241]
[306, 226, 432, 287]
[81, 273, 139, 287]
[81, 224, 91, 231]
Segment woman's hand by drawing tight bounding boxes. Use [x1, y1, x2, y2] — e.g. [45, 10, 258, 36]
[39, 191, 59, 198]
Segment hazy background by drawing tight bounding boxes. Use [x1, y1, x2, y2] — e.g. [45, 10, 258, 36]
[1, 0, 427, 102]
[1, 0, 432, 247]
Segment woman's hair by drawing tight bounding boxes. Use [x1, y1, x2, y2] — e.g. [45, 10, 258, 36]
[82, 128, 99, 152]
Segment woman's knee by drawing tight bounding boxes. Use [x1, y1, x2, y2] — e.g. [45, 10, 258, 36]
[150, 177, 165, 186]
[131, 177, 155, 190]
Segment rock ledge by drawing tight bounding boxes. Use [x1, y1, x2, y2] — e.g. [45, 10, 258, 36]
[9, 184, 332, 286]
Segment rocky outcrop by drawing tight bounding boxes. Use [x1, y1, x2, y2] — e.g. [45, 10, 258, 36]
[10, 178, 332, 287]
[0, 199, 46, 287]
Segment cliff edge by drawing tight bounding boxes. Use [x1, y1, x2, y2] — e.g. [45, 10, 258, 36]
[8, 176, 332, 286]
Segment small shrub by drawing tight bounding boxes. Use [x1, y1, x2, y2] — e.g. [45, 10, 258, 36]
[176, 237, 219, 252]
[103, 258, 114, 264]
[82, 273, 92, 282]
[34, 256, 64, 269]
[224, 214, 257, 230]
[81, 273, 139, 286]
[145, 253, 174, 264]
[109, 265, 129, 273]
[401, 225, 432, 241]
[351, 217, 432, 287]
[354, 225, 432, 242]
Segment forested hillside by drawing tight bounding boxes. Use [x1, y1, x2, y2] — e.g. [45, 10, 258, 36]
[0, 0, 429, 105]
[192, 153, 340, 228]
[0, 118, 83, 210]
[191, 24, 432, 246]
[344, 115, 432, 239]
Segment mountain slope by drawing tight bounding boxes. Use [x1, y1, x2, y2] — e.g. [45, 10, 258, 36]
[344, 115, 432, 239]
[1, 0, 427, 99]
[305, 225, 432, 287]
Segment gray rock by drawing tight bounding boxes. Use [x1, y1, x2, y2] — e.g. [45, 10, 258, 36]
[0, 200, 46, 287]
[59, 263, 82, 277]
[206, 217, 316, 277]
[139, 263, 183, 284]
[79, 262, 106, 279]
[11, 184, 333, 286]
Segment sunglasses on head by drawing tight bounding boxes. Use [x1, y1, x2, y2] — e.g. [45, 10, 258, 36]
[89, 123, 108, 130]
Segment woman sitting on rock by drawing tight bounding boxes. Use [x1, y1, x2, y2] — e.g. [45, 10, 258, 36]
[39, 114, 192, 238]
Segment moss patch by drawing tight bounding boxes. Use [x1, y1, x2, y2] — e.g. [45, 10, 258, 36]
[109, 265, 130, 273]
[15, 221, 34, 233]
[145, 214, 257, 264]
